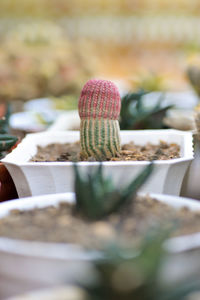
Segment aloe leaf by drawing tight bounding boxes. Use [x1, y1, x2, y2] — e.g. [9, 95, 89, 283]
[74, 164, 113, 219]
[94, 162, 153, 217]
[73, 162, 153, 220]
[121, 163, 154, 201]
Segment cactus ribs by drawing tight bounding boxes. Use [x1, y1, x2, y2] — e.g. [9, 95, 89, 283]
[79, 79, 121, 160]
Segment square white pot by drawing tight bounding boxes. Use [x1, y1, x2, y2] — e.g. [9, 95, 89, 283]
[2, 130, 193, 198]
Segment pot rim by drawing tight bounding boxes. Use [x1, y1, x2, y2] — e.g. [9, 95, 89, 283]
[1, 129, 194, 166]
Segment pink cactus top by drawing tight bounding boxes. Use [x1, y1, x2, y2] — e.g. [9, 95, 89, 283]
[78, 79, 121, 120]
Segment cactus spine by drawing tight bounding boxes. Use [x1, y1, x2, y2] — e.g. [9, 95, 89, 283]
[78, 79, 121, 160]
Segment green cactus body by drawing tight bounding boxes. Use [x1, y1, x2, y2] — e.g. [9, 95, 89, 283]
[78, 79, 121, 160]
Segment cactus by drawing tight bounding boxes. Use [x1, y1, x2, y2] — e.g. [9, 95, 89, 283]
[74, 163, 153, 220]
[78, 79, 121, 160]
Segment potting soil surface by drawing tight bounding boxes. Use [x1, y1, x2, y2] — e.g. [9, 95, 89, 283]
[30, 141, 180, 162]
[0, 195, 199, 249]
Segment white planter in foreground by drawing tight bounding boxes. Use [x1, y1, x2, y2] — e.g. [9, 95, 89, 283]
[0, 192, 200, 298]
[2, 130, 193, 198]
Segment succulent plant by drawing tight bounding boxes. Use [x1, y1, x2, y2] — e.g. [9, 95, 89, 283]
[81, 228, 200, 300]
[74, 163, 153, 220]
[78, 79, 121, 160]
[120, 90, 172, 130]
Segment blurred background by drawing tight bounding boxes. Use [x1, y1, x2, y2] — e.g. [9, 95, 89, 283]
[1, 0, 200, 98]
[1, 0, 200, 132]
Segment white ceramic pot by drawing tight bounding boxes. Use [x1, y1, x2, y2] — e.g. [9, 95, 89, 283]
[2, 130, 193, 198]
[0, 192, 200, 299]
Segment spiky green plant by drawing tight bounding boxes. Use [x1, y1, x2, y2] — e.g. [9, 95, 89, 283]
[120, 90, 172, 130]
[74, 163, 153, 220]
[81, 228, 200, 300]
[78, 79, 121, 160]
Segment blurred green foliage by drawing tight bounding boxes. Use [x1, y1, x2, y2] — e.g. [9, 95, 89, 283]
[74, 163, 153, 220]
[120, 91, 172, 130]
[83, 228, 200, 300]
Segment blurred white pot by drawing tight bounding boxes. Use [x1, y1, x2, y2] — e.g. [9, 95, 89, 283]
[0, 192, 200, 298]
